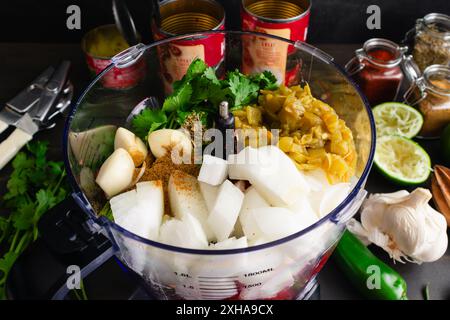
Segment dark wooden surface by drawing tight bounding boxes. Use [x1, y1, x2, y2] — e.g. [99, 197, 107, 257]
[0, 43, 449, 300]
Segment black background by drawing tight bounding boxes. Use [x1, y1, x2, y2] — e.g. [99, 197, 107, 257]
[0, 0, 448, 44]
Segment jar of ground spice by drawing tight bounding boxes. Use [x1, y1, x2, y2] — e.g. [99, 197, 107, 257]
[407, 13, 450, 73]
[404, 65, 450, 138]
[345, 38, 414, 106]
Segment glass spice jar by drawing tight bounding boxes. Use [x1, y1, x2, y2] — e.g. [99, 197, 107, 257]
[345, 38, 414, 107]
[408, 13, 450, 73]
[404, 64, 450, 138]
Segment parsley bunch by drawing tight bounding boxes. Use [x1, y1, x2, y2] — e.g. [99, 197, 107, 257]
[0, 141, 68, 299]
[132, 59, 278, 140]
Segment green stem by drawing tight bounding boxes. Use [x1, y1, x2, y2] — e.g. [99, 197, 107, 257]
[8, 229, 20, 252]
[80, 280, 88, 300]
[51, 171, 66, 195]
[73, 289, 82, 301]
[0, 218, 12, 243]
[14, 232, 31, 255]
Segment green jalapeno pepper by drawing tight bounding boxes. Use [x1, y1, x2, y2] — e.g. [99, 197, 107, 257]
[333, 230, 408, 300]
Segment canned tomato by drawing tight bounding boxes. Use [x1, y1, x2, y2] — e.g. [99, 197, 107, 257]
[82, 25, 146, 90]
[152, 0, 225, 93]
[241, 0, 311, 85]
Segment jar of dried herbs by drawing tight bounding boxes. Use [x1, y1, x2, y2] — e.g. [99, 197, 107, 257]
[409, 13, 450, 72]
[404, 65, 450, 138]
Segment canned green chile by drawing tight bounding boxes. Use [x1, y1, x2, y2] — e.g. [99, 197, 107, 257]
[241, 0, 311, 85]
[82, 24, 146, 90]
[152, 0, 225, 93]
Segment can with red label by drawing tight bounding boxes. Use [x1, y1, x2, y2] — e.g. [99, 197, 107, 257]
[241, 0, 311, 86]
[152, 0, 226, 93]
[82, 24, 146, 90]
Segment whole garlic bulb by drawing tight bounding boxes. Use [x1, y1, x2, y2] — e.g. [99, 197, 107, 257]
[348, 188, 448, 263]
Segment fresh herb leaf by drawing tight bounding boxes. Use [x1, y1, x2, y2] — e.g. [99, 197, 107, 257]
[162, 83, 193, 112]
[132, 108, 168, 140]
[129, 58, 278, 138]
[0, 141, 68, 299]
[203, 67, 221, 85]
[251, 70, 279, 90]
[186, 58, 208, 79]
[99, 203, 113, 221]
[226, 70, 259, 109]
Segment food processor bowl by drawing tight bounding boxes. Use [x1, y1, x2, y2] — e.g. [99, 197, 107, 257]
[63, 31, 375, 300]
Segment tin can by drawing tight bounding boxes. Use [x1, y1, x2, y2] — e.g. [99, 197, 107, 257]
[241, 0, 311, 85]
[82, 24, 146, 90]
[152, 0, 225, 93]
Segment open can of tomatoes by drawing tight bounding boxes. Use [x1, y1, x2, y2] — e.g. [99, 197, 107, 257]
[152, 0, 225, 93]
[82, 24, 146, 90]
[241, 0, 311, 85]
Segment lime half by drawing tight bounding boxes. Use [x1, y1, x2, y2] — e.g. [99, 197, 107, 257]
[375, 135, 431, 185]
[373, 102, 423, 138]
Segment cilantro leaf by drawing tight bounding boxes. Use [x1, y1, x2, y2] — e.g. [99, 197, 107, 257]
[185, 58, 207, 79]
[251, 70, 278, 90]
[27, 141, 48, 168]
[203, 67, 220, 85]
[162, 82, 193, 112]
[11, 202, 35, 230]
[226, 70, 260, 109]
[132, 108, 168, 140]
[0, 252, 18, 275]
[0, 140, 69, 298]
[129, 60, 279, 137]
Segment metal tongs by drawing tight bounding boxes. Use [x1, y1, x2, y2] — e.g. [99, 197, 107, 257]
[0, 61, 73, 169]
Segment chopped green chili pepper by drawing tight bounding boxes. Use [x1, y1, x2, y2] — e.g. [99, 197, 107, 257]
[333, 230, 408, 300]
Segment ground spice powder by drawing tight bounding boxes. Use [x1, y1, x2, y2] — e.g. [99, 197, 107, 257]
[139, 154, 200, 216]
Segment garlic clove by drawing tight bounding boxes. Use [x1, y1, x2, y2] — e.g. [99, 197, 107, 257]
[95, 148, 135, 198]
[114, 127, 148, 167]
[360, 190, 410, 234]
[147, 129, 192, 159]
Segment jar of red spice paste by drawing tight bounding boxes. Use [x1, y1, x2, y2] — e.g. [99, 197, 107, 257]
[345, 38, 415, 107]
[404, 64, 450, 138]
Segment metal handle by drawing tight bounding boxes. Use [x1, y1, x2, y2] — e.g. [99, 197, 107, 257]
[403, 77, 427, 107]
[0, 128, 33, 170]
[32, 61, 71, 122]
[344, 49, 366, 76]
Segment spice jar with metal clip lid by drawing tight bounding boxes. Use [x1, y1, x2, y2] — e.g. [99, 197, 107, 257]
[404, 13, 450, 73]
[345, 38, 416, 107]
[404, 64, 450, 138]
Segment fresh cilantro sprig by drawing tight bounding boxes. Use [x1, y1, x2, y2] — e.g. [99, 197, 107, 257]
[131, 59, 278, 140]
[0, 141, 69, 299]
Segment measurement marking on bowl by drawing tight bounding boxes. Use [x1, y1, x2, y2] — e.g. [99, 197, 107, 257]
[198, 276, 239, 279]
[199, 287, 237, 290]
[199, 282, 234, 288]
[199, 280, 236, 283]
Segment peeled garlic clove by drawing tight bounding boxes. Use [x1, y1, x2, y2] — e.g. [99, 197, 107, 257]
[148, 129, 192, 159]
[96, 148, 135, 198]
[114, 127, 148, 167]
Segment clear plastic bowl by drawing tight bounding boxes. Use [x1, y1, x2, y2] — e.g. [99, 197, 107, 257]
[64, 31, 375, 300]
